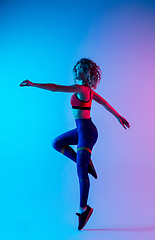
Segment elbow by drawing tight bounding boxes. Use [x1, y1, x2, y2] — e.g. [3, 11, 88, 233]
[51, 84, 57, 92]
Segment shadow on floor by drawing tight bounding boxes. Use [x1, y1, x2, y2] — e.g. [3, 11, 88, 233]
[83, 226, 155, 232]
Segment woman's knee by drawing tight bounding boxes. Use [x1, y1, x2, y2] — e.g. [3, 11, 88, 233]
[52, 138, 59, 149]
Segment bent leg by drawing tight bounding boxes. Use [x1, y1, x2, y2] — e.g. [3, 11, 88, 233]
[52, 128, 78, 163]
[52, 127, 97, 178]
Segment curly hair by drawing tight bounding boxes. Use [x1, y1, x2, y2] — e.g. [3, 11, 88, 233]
[73, 58, 102, 89]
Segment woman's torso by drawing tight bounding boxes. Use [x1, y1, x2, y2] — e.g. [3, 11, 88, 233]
[71, 85, 92, 119]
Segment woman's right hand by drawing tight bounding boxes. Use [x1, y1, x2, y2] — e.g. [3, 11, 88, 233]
[20, 79, 35, 87]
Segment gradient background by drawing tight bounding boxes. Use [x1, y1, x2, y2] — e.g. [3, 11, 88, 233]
[0, 0, 155, 239]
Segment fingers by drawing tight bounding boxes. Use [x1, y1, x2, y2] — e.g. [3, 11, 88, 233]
[121, 122, 126, 129]
[123, 122, 130, 129]
[125, 120, 130, 128]
[119, 118, 130, 129]
[20, 81, 27, 86]
[19, 80, 29, 87]
[120, 116, 130, 129]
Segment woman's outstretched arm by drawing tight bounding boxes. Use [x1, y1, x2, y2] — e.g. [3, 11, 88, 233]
[92, 90, 130, 129]
[20, 79, 82, 93]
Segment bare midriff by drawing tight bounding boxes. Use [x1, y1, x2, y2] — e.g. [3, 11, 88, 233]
[72, 108, 91, 119]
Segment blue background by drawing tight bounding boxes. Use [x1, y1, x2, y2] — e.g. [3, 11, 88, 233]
[0, 0, 155, 239]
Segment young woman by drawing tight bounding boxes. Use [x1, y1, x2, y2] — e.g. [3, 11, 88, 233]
[20, 58, 130, 230]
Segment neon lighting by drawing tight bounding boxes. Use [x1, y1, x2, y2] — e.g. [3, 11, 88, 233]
[61, 147, 66, 154]
[77, 147, 92, 153]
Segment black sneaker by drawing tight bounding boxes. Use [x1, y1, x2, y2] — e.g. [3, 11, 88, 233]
[88, 159, 97, 179]
[76, 205, 93, 230]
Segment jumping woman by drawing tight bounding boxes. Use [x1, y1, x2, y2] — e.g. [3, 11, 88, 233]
[20, 58, 130, 230]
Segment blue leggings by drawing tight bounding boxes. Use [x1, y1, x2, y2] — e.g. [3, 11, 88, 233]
[52, 118, 98, 208]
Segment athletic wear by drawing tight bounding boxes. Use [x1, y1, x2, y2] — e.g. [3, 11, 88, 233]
[52, 130, 97, 179]
[76, 205, 93, 230]
[52, 118, 98, 207]
[52, 87, 98, 213]
[71, 91, 92, 110]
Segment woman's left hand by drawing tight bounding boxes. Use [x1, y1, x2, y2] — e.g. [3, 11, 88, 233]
[118, 116, 130, 129]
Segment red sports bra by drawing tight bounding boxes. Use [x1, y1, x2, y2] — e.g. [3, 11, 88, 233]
[71, 91, 92, 110]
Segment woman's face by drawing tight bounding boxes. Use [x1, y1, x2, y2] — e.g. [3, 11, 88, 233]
[75, 63, 86, 81]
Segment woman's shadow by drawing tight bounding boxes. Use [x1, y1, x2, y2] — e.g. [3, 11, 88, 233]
[83, 226, 155, 232]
